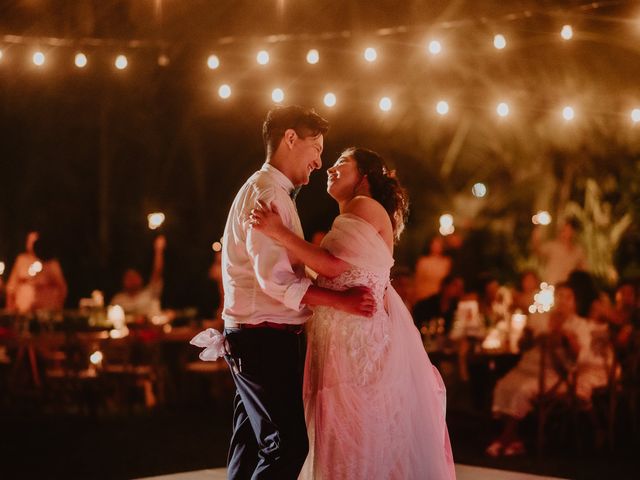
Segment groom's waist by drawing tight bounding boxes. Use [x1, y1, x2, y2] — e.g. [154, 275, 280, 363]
[224, 319, 304, 334]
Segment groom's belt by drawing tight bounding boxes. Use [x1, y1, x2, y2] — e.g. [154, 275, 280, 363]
[227, 321, 304, 334]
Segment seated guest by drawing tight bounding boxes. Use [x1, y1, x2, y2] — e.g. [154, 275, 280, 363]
[532, 218, 588, 285]
[513, 270, 540, 313]
[412, 274, 464, 333]
[5, 231, 39, 313]
[414, 236, 452, 302]
[487, 282, 610, 456]
[31, 235, 67, 311]
[609, 280, 640, 353]
[111, 235, 166, 318]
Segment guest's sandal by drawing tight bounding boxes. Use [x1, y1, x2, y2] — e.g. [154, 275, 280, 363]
[485, 440, 503, 457]
[503, 440, 526, 456]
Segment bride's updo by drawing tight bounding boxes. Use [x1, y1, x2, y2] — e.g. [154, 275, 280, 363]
[344, 147, 409, 241]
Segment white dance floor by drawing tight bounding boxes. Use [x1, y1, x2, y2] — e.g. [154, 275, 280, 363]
[139, 465, 566, 480]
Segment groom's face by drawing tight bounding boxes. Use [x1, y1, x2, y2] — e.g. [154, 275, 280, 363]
[289, 132, 324, 186]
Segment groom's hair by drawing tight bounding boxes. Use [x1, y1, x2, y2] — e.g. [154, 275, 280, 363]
[262, 106, 329, 157]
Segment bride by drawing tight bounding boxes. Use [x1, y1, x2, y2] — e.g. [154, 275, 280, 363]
[249, 147, 455, 480]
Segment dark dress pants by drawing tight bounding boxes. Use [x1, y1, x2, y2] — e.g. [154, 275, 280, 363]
[224, 326, 308, 480]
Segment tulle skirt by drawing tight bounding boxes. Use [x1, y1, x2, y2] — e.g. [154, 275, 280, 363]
[299, 287, 456, 480]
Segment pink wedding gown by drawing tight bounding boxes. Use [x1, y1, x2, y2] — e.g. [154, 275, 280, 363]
[300, 214, 456, 480]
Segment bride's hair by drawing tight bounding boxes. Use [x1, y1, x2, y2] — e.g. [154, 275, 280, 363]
[344, 147, 409, 241]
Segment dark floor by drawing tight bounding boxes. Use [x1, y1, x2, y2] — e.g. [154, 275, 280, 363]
[1, 386, 639, 480]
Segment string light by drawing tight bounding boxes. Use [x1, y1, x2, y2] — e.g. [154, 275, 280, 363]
[530, 283, 555, 313]
[562, 105, 575, 121]
[115, 54, 128, 70]
[323, 92, 337, 107]
[74, 52, 87, 68]
[218, 84, 231, 99]
[439, 214, 455, 236]
[379, 97, 392, 111]
[532, 210, 552, 225]
[271, 88, 284, 103]
[0, 261, 5, 275]
[631, 108, 640, 123]
[436, 100, 449, 116]
[207, 54, 220, 69]
[493, 34, 507, 50]
[364, 47, 377, 62]
[256, 50, 269, 65]
[472, 183, 487, 198]
[428, 40, 442, 55]
[89, 350, 104, 366]
[496, 102, 510, 117]
[306, 49, 319, 64]
[212, 241, 222, 252]
[32, 51, 45, 66]
[561, 25, 574, 40]
[28, 261, 43, 277]
[147, 212, 165, 230]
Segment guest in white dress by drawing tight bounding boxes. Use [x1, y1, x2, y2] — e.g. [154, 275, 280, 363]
[487, 283, 609, 456]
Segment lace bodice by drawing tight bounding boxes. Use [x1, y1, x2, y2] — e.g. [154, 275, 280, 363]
[308, 215, 394, 387]
[317, 266, 389, 313]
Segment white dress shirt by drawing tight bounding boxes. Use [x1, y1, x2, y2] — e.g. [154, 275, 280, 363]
[222, 163, 313, 326]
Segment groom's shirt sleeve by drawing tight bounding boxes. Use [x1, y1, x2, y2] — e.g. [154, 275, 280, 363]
[245, 187, 312, 311]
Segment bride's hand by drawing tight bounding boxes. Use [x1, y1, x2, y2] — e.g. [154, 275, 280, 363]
[249, 201, 286, 239]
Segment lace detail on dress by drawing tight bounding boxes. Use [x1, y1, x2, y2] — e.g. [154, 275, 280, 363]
[314, 267, 391, 386]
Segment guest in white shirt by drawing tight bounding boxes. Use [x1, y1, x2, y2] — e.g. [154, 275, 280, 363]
[220, 106, 375, 480]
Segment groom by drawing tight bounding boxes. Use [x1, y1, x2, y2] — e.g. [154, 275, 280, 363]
[221, 105, 375, 480]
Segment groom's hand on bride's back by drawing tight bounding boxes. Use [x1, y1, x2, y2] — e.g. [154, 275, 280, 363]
[338, 286, 376, 317]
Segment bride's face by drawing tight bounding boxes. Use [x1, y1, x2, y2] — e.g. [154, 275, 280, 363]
[327, 154, 362, 201]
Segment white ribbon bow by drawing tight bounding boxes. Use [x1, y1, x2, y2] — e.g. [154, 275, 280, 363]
[189, 328, 228, 361]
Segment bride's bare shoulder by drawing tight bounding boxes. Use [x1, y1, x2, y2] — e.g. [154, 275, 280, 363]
[343, 196, 389, 228]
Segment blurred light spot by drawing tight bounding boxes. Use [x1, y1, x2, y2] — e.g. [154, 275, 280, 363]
[115, 54, 128, 70]
[436, 100, 449, 115]
[428, 40, 442, 55]
[561, 25, 573, 40]
[218, 84, 231, 99]
[379, 97, 392, 111]
[33, 51, 45, 66]
[256, 50, 269, 65]
[364, 47, 377, 62]
[271, 88, 284, 103]
[306, 49, 319, 64]
[75, 53, 87, 68]
[496, 102, 509, 117]
[562, 106, 575, 121]
[323, 92, 337, 107]
[148, 212, 165, 230]
[472, 183, 487, 198]
[493, 34, 507, 50]
[207, 54, 220, 69]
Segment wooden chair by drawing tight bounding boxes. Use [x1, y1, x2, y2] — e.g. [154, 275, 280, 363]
[100, 336, 164, 411]
[535, 334, 582, 454]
